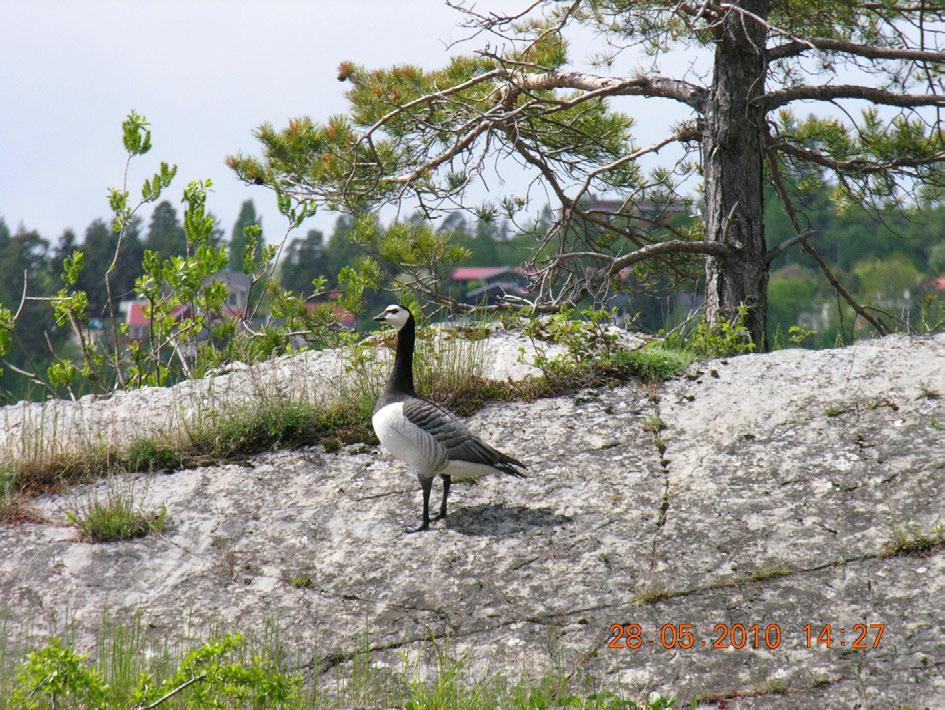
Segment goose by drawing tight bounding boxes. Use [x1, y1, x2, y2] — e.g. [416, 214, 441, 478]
[371, 304, 527, 533]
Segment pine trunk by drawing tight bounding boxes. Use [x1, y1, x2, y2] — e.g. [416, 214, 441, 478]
[702, 0, 770, 350]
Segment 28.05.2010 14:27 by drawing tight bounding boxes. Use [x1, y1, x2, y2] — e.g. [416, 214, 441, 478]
[608, 623, 886, 651]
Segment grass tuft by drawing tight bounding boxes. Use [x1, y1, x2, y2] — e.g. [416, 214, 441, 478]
[633, 586, 677, 605]
[642, 413, 668, 433]
[67, 487, 167, 543]
[288, 574, 313, 589]
[124, 439, 181, 472]
[0, 468, 42, 524]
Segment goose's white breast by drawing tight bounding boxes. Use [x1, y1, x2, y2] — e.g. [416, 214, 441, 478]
[372, 402, 447, 474]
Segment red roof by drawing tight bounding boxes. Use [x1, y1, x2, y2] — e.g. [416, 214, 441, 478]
[125, 301, 188, 326]
[451, 266, 511, 281]
[126, 302, 149, 327]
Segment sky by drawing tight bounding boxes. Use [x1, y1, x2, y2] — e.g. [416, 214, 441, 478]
[1, 0, 706, 248]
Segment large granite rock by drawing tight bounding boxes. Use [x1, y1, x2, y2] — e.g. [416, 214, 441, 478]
[1, 332, 943, 708]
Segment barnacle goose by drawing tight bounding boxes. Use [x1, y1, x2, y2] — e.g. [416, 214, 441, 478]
[372, 304, 526, 533]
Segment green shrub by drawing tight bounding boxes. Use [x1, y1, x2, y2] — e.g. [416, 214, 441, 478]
[8, 638, 107, 710]
[664, 304, 756, 358]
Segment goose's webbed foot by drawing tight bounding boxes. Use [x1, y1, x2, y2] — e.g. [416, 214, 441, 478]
[404, 519, 431, 534]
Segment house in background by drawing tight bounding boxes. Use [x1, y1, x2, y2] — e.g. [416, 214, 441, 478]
[578, 196, 692, 226]
[450, 266, 531, 305]
[215, 271, 251, 319]
[118, 270, 253, 342]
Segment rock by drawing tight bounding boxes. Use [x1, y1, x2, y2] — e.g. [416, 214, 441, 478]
[0, 332, 943, 708]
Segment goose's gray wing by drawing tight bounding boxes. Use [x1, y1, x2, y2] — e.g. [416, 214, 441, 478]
[401, 396, 526, 477]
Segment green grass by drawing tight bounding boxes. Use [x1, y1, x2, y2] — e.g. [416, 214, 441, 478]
[124, 439, 182, 472]
[0, 615, 676, 710]
[67, 487, 167, 543]
[883, 523, 945, 558]
[288, 574, 313, 589]
[632, 586, 676, 605]
[642, 413, 668, 433]
[188, 395, 377, 458]
[605, 346, 697, 383]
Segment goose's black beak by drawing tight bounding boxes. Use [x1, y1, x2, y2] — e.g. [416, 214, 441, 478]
[373, 311, 387, 322]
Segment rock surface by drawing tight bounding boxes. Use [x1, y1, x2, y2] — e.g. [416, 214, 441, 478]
[1, 332, 944, 708]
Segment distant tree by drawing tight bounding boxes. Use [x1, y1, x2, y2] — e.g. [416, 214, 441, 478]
[767, 267, 819, 341]
[0, 223, 62, 399]
[323, 214, 364, 278]
[853, 255, 922, 308]
[49, 229, 78, 288]
[234, 0, 945, 349]
[144, 200, 186, 257]
[469, 216, 502, 266]
[75, 218, 143, 316]
[229, 199, 264, 271]
[280, 228, 329, 294]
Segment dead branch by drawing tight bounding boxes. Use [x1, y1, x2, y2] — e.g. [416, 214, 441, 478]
[507, 68, 707, 110]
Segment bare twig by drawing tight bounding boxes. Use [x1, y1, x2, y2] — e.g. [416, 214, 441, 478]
[136, 673, 207, 709]
[765, 145, 890, 336]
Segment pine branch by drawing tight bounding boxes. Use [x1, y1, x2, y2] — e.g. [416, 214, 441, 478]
[769, 37, 945, 63]
[766, 84, 945, 110]
[856, 2, 945, 11]
[775, 140, 945, 175]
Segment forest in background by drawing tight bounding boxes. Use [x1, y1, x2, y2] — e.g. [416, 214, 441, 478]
[2, 170, 944, 403]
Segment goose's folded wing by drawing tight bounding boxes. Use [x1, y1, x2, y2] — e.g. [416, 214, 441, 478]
[401, 397, 525, 474]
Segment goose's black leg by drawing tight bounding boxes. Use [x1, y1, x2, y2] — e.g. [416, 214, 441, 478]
[432, 475, 451, 522]
[404, 477, 433, 533]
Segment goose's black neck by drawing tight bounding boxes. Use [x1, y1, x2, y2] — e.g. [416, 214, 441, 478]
[386, 313, 416, 398]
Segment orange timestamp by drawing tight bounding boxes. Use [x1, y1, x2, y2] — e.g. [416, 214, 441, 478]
[608, 623, 886, 651]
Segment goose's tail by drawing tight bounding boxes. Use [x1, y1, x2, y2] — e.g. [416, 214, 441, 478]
[493, 453, 527, 479]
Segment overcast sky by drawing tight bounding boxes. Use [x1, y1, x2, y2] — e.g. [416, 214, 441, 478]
[1, 0, 710, 247]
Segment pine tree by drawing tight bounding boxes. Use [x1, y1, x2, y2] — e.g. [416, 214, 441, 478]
[281, 228, 329, 293]
[144, 200, 186, 257]
[232, 1, 945, 348]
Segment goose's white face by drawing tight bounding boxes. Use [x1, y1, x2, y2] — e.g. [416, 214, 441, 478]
[374, 304, 410, 330]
